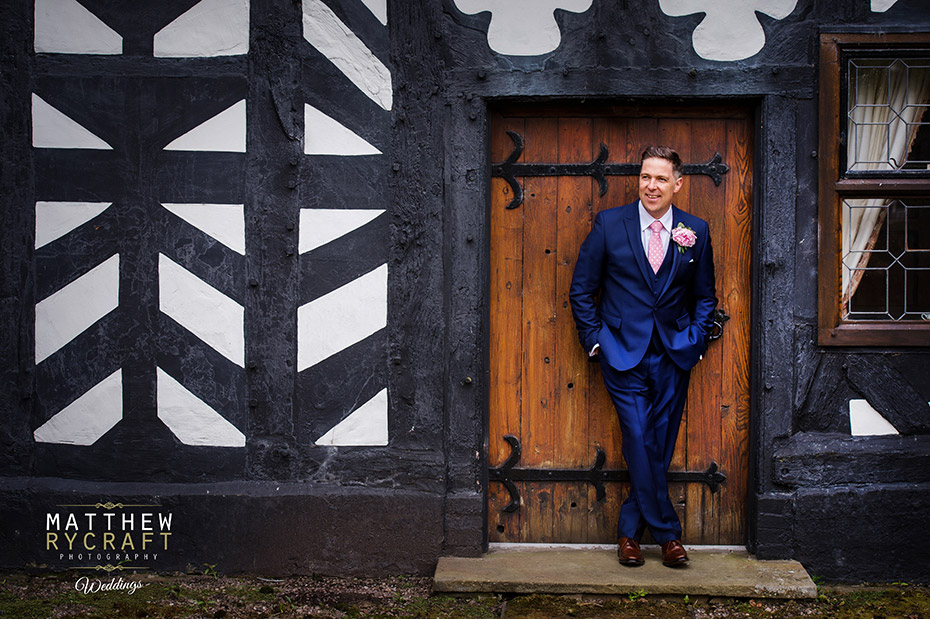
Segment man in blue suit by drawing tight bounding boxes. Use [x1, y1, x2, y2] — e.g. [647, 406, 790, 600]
[569, 146, 717, 567]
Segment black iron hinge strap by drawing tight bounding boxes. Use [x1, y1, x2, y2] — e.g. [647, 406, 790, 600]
[488, 434, 726, 513]
[491, 131, 730, 210]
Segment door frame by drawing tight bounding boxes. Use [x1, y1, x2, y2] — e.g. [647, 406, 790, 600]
[440, 96, 765, 553]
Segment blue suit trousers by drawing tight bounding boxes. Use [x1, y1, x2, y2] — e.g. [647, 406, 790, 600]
[599, 338, 691, 543]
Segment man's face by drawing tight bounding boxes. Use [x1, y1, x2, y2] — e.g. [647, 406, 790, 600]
[639, 157, 683, 219]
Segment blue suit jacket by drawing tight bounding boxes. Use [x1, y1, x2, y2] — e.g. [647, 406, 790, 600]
[569, 202, 718, 372]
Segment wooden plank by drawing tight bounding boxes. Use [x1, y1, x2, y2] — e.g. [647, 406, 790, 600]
[692, 118, 729, 543]
[488, 113, 525, 542]
[521, 116, 560, 542]
[720, 115, 753, 544]
[672, 121, 704, 543]
[553, 116, 595, 542]
[488, 113, 525, 467]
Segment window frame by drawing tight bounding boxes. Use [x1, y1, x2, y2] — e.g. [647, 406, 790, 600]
[818, 32, 930, 346]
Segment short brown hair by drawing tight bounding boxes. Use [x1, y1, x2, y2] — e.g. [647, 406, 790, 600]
[641, 146, 683, 177]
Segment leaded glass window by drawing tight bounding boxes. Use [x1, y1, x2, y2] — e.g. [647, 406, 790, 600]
[847, 58, 930, 172]
[843, 198, 930, 320]
[818, 33, 930, 346]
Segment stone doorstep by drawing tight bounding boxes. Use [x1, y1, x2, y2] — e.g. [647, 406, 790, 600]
[433, 545, 818, 599]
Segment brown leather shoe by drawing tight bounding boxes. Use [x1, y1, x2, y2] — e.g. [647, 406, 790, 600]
[617, 537, 645, 566]
[661, 540, 689, 567]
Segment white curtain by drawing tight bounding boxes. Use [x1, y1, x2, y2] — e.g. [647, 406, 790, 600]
[842, 61, 930, 314]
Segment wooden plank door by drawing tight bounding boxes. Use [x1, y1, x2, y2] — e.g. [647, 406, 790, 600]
[488, 105, 752, 545]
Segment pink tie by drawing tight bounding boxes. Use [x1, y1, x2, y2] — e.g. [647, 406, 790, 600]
[648, 220, 664, 274]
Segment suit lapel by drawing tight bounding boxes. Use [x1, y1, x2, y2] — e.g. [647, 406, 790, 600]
[656, 206, 680, 301]
[624, 205, 653, 287]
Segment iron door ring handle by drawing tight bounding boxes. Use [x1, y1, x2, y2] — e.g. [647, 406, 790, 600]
[708, 308, 730, 341]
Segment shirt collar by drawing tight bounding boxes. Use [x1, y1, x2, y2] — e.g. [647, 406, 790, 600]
[638, 200, 674, 232]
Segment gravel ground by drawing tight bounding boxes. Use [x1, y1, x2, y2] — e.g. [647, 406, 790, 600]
[0, 571, 927, 618]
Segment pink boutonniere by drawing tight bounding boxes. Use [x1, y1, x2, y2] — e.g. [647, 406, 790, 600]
[670, 223, 697, 253]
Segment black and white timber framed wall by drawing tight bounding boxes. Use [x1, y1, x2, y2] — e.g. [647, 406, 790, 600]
[1, 0, 929, 583]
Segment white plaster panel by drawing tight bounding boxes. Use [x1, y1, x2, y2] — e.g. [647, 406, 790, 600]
[162, 203, 245, 254]
[34, 0, 122, 55]
[659, 0, 797, 62]
[360, 0, 387, 25]
[158, 254, 244, 367]
[35, 201, 112, 249]
[164, 99, 246, 152]
[315, 388, 388, 446]
[849, 399, 899, 436]
[872, 0, 899, 12]
[299, 208, 384, 253]
[156, 367, 245, 447]
[297, 263, 387, 371]
[32, 93, 112, 150]
[453, 0, 592, 56]
[302, 0, 392, 111]
[35, 254, 120, 364]
[33, 369, 122, 445]
[153, 0, 249, 57]
[303, 103, 382, 156]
